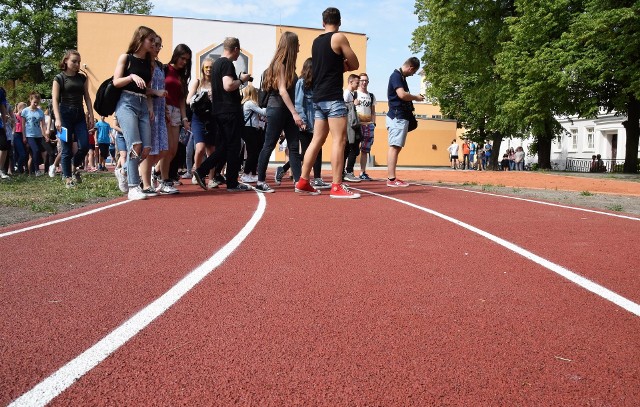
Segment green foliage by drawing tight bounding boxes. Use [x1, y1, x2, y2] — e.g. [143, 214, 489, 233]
[580, 190, 593, 196]
[0, 0, 153, 102]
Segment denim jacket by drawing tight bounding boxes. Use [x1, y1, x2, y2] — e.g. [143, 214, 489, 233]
[294, 78, 314, 132]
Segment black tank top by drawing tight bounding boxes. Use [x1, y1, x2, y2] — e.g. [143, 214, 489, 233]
[123, 54, 152, 94]
[312, 32, 344, 102]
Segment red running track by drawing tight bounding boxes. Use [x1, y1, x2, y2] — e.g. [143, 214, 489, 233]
[2, 178, 639, 406]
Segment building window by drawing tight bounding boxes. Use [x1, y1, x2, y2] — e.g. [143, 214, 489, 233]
[586, 127, 594, 150]
[571, 129, 578, 150]
[555, 134, 562, 150]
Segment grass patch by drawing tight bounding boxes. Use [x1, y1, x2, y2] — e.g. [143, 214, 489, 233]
[580, 190, 593, 196]
[462, 181, 478, 186]
[481, 183, 494, 191]
[496, 184, 505, 188]
[512, 188, 521, 193]
[0, 172, 121, 214]
[607, 204, 624, 212]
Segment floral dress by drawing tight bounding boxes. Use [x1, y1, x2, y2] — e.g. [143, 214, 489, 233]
[150, 62, 168, 155]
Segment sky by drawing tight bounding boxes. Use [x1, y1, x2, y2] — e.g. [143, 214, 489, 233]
[151, 0, 424, 101]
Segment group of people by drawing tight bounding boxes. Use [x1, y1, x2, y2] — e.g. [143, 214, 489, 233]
[0, 7, 427, 200]
[447, 139, 526, 171]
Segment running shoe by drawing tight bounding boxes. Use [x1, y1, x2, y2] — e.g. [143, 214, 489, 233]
[330, 183, 361, 199]
[192, 171, 207, 190]
[254, 182, 275, 193]
[114, 168, 128, 192]
[312, 178, 331, 189]
[240, 173, 258, 183]
[127, 186, 148, 200]
[387, 179, 409, 187]
[343, 172, 362, 182]
[35, 170, 45, 177]
[181, 171, 192, 179]
[214, 174, 227, 185]
[73, 169, 82, 184]
[359, 173, 372, 181]
[157, 181, 179, 194]
[274, 166, 284, 185]
[141, 187, 158, 197]
[227, 184, 253, 192]
[294, 178, 320, 195]
[207, 179, 220, 189]
[48, 165, 56, 178]
[0, 170, 10, 180]
[65, 179, 76, 189]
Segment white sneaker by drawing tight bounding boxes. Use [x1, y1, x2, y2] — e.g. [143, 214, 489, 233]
[192, 175, 198, 185]
[158, 181, 179, 194]
[207, 179, 220, 189]
[127, 186, 148, 200]
[48, 165, 56, 178]
[114, 168, 128, 192]
[35, 170, 44, 177]
[0, 170, 9, 180]
[240, 173, 258, 183]
[181, 171, 192, 179]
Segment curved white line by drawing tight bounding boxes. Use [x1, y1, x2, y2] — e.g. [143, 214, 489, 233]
[0, 200, 132, 239]
[9, 193, 267, 407]
[354, 187, 640, 317]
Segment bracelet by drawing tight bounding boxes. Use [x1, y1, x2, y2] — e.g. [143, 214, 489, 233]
[181, 117, 188, 122]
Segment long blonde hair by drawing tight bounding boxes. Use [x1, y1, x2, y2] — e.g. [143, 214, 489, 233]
[262, 32, 299, 92]
[241, 83, 258, 104]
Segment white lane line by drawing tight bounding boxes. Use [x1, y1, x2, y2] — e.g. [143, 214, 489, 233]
[425, 183, 640, 221]
[354, 187, 640, 317]
[8, 193, 267, 407]
[0, 200, 132, 239]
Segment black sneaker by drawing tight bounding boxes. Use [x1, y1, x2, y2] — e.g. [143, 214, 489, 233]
[254, 182, 275, 193]
[227, 184, 253, 192]
[192, 171, 207, 190]
[141, 187, 158, 197]
[274, 166, 284, 185]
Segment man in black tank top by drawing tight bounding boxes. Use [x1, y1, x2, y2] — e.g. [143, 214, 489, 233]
[295, 7, 361, 199]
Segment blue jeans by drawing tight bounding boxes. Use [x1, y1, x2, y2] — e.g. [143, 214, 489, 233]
[27, 137, 44, 173]
[257, 106, 301, 182]
[59, 104, 89, 178]
[115, 92, 151, 187]
[13, 132, 27, 173]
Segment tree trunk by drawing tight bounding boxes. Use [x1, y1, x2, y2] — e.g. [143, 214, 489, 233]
[490, 132, 502, 170]
[623, 94, 639, 174]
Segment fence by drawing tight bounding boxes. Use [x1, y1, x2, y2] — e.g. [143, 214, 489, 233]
[565, 158, 625, 173]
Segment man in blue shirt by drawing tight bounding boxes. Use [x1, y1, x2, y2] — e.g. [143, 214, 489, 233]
[386, 57, 424, 187]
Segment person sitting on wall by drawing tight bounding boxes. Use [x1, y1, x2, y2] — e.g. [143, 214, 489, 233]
[590, 155, 597, 172]
[596, 154, 606, 172]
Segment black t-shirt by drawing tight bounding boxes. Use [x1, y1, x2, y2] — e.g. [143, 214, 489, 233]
[211, 57, 241, 115]
[55, 73, 87, 108]
[312, 32, 344, 103]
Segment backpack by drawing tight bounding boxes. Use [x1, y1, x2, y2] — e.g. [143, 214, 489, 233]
[94, 55, 131, 117]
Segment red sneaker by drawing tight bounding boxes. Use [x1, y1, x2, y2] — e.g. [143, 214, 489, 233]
[330, 183, 361, 199]
[295, 178, 320, 195]
[387, 179, 409, 187]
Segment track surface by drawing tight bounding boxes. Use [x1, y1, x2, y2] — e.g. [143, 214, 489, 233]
[2, 173, 639, 406]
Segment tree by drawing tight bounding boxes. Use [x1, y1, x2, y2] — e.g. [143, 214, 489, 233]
[411, 1, 521, 169]
[0, 0, 153, 103]
[560, 0, 640, 173]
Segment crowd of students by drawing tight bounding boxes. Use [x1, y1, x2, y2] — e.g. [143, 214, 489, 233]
[1, 7, 428, 200]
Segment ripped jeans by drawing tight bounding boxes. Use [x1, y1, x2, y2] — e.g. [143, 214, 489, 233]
[115, 91, 151, 187]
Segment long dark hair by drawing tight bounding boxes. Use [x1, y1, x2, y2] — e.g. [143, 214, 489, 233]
[300, 58, 313, 90]
[169, 44, 192, 95]
[263, 32, 299, 92]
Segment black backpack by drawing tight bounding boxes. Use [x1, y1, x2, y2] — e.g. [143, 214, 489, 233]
[258, 70, 270, 108]
[94, 55, 132, 117]
[93, 77, 121, 117]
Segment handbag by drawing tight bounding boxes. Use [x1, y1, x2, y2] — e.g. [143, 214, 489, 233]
[191, 89, 211, 118]
[407, 111, 418, 132]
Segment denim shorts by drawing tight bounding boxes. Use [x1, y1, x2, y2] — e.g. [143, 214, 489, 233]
[116, 134, 127, 151]
[386, 116, 409, 147]
[313, 100, 347, 120]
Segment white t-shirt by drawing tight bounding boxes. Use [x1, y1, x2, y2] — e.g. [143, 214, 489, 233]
[355, 91, 376, 123]
[448, 143, 459, 156]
